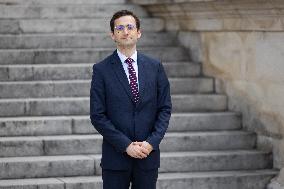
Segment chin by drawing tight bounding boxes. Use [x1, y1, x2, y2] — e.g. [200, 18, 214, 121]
[119, 42, 136, 47]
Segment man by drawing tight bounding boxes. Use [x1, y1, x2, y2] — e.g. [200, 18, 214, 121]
[90, 10, 172, 189]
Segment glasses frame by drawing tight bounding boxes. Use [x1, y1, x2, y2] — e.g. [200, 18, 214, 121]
[114, 24, 137, 31]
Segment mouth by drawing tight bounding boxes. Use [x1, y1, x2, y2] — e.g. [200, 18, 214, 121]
[121, 36, 131, 39]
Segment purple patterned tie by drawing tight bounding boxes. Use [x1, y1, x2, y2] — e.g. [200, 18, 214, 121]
[125, 58, 139, 103]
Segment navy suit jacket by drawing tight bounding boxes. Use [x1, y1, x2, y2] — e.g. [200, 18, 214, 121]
[90, 50, 172, 170]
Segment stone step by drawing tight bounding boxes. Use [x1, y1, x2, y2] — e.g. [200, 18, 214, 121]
[0, 170, 278, 189]
[161, 131, 255, 151]
[158, 150, 272, 173]
[0, 18, 164, 34]
[91, 150, 272, 175]
[0, 4, 148, 19]
[0, 0, 126, 5]
[0, 33, 177, 49]
[0, 112, 241, 137]
[0, 155, 94, 179]
[0, 47, 188, 65]
[0, 78, 214, 98]
[158, 170, 277, 189]
[0, 62, 200, 81]
[0, 131, 255, 157]
[0, 150, 270, 179]
[0, 95, 227, 117]
[172, 94, 227, 112]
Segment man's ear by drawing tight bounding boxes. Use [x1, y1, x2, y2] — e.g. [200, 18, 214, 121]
[137, 29, 142, 39]
[109, 32, 115, 41]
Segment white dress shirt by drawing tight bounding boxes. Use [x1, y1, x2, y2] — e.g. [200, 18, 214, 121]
[117, 49, 139, 89]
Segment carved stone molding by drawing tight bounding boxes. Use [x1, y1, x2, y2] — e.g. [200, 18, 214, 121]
[131, 0, 284, 31]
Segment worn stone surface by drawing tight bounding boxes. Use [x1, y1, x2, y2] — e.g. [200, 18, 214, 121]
[199, 32, 284, 166]
[0, 131, 255, 157]
[91, 150, 271, 175]
[0, 18, 164, 34]
[0, 0, 278, 188]
[0, 171, 278, 189]
[0, 117, 72, 136]
[0, 4, 147, 19]
[0, 178, 64, 189]
[0, 78, 213, 98]
[156, 170, 277, 189]
[268, 168, 284, 189]
[131, 0, 284, 186]
[0, 33, 177, 49]
[178, 32, 202, 63]
[0, 112, 241, 136]
[0, 156, 95, 179]
[177, 14, 284, 189]
[0, 0, 126, 5]
[0, 95, 227, 117]
[0, 62, 200, 81]
[0, 47, 188, 64]
[132, 0, 284, 31]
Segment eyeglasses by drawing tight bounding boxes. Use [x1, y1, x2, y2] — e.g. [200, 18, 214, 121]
[114, 24, 136, 31]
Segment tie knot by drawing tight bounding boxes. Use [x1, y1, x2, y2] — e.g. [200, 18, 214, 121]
[125, 58, 134, 65]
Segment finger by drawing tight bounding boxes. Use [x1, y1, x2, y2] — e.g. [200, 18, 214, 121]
[141, 144, 150, 152]
[127, 146, 139, 158]
[127, 150, 135, 158]
[139, 145, 150, 154]
[133, 153, 142, 159]
[140, 147, 150, 155]
[131, 152, 139, 159]
[129, 152, 138, 158]
[134, 147, 147, 158]
[142, 142, 153, 152]
[142, 141, 151, 148]
[133, 141, 143, 146]
[134, 145, 148, 157]
[134, 150, 144, 159]
[138, 147, 149, 158]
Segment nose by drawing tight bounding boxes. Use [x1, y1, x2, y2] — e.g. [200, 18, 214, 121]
[122, 27, 129, 34]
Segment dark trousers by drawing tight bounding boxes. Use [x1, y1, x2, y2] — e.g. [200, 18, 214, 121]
[102, 164, 158, 189]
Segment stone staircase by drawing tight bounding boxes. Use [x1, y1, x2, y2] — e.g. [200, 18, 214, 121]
[0, 0, 278, 188]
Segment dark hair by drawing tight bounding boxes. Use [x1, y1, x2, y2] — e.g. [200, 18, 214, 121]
[110, 10, 140, 33]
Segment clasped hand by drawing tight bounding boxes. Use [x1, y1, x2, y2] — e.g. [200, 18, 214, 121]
[126, 141, 153, 159]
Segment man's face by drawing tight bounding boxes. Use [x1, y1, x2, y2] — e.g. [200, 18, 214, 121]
[110, 15, 141, 48]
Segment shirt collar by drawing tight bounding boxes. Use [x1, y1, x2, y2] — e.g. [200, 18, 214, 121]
[117, 49, 137, 64]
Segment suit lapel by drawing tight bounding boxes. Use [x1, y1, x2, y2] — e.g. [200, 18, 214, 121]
[110, 51, 148, 107]
[136, 52, 147, 108]
[110, 51, 135, 103]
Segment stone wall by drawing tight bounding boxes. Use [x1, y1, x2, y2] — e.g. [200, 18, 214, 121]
[131, 0, 284, 187]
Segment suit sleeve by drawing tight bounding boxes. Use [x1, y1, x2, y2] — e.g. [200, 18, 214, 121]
[146, 62, 172, 150]
[90, 64, 132, 153]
